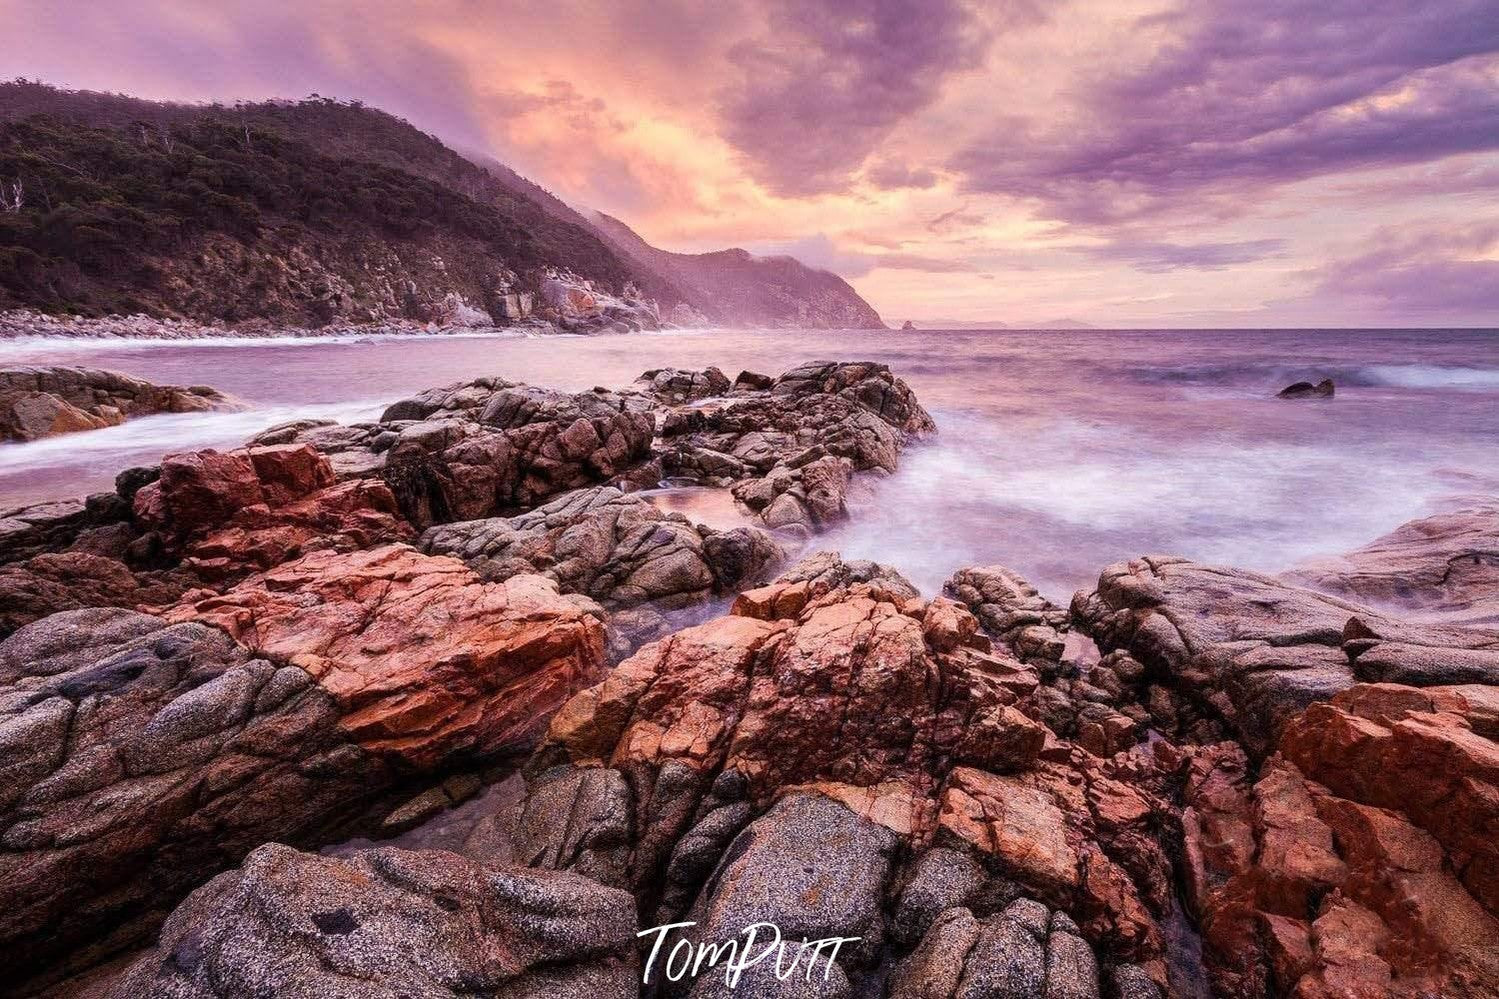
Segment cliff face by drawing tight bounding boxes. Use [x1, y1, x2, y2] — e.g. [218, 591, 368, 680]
[590, 212, 887, 329]
[0, 82, 885, 330]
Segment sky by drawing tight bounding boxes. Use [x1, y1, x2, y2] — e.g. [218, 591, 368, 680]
[6, 0, 1499, 327]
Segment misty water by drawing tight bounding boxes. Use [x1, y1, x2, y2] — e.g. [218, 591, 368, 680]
[3, 327, 1497, 601]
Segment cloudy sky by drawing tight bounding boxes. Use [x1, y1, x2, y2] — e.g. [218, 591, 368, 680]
[8, 0, 1499, 326]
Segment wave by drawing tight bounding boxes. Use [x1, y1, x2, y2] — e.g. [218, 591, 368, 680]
[0, 399, 383, 484]
[1344, 364, 1499, 390]
[1132, 360, 1499, 393]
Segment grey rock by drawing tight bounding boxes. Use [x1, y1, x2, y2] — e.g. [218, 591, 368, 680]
[421, 486, 784, 610]
[1069, 556, 1499, 756]
[1109, 964, 1164, 999]
[108, 843, 639, 999]
[674, 794, 897, 996]
[0, 608, 384, 984]
[893, 848, 987, 945]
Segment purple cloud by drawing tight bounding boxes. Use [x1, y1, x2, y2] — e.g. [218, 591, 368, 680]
[864, 159, 939, 190]
[872, 253, 977, 273]
[1313, 222, 1499, 315]
[1080, 238, 1286, 272]
[953, 0, 1499, 222]
[717, 0, 994, 196]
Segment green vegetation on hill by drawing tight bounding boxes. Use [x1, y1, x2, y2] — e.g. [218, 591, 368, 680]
[0, 83, 636, 317]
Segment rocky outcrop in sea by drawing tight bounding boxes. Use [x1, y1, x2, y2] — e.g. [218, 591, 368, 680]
[0, 366, 238, 442]
[1, 359, 1496, 999]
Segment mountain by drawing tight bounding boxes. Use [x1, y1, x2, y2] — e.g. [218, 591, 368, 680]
[588, 212, 884, 329]
[0, 81, 883, 330]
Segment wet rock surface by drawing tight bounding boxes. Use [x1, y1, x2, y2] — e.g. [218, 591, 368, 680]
[0, 366, 237, 442]
[1071, 555, 1499, 756]
[1275, 378, 1334, 399]
[1285, 501, 1499, 627]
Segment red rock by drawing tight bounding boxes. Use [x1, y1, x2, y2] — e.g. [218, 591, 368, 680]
[134, 448, 265, 536]
[0, 551, 189, 637]
[1185, 685, 1499, 997]
[1280, 687, 1499, 916]
[183, 478, 411, 580]
[245, 442, 335, 505]
[939, 766, 1081, 891]
[167, 544, 607, 766]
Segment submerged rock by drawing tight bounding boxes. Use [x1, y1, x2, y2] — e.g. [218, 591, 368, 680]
[1276, 378, 1334, 399]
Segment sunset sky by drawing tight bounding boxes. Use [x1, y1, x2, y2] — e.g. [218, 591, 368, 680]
[7, 0, 1499, 327]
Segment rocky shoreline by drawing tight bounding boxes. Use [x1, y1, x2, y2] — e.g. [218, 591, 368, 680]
[0, 305, 678, 342]
[1, 360, 1496, 999]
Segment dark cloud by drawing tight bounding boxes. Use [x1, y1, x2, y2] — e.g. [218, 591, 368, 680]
[953, 1, 1499, 222]
[1080, 238, 1285, 272]
[717, 0, 994, 196]
[1313, 222, 1499, 315]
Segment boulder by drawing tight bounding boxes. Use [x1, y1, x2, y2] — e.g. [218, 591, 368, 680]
[0, 551, 189, 638]
[108, 843, 638, 999]
[252, 363, 930, 537]
[1276, 378, 1334, 399]
[1072, 555, 1499, 757]
[1185, 684, 1499, 998]
[165, 544, 607, 765]
[947, 564, 1071, 663]
[632, 366, 732, 403]
[132, 449, 267, 537]
[507, 558, 1176, 985]
[669, 794, 897, 996]
[889, 899, 1104, 999]
[0, 496, 127, 564]
[253, 379, 655, 526]
[420, 485, 784, 610]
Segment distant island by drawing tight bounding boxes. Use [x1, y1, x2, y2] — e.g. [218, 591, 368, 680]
[1028, 318, 1096, 329]
[909, 317, 1097, 330]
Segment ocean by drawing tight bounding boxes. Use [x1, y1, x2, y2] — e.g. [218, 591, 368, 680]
[3, 327, 1496, 601]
